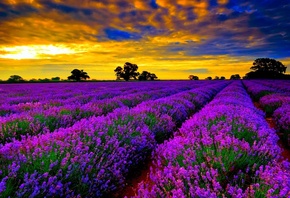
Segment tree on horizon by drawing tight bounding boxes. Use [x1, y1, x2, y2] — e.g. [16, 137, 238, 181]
[230, 74, 241, 80]
[114, 62, 139, 81]
[245, 58, 287, 79]
[188, 75, 199, 80]
[51, 77, 60, 81]
[7, 75, 24, 82]
[68, 69, 90, 81]
[139, 71, 158, 80]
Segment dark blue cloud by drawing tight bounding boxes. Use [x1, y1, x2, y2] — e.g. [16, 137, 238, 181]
[0, 2, 10, 11]
[0, 12, 8, 19]
[115, 1, 132, 8]
[209, 0, 218, 9]
[104, 28, 142, 41]
[217, 14, 229, 21]
[150, 0, 159, 9]
[0, 2, 38, 19]
[119, 10, 137, 19]
[246, 1, 290, 57]
[41, 1, 92, 16]
[169, 47, 184, 52]
[135, 25, 160, 36]
[182, 36, 290, 59]
[42, 1, 78, 13]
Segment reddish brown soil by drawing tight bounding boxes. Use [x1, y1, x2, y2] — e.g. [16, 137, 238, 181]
[113, 157, 153, 198]
[254, 102, 290, 162]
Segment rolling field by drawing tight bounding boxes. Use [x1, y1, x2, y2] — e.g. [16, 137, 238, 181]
[0, 80, 290, 197]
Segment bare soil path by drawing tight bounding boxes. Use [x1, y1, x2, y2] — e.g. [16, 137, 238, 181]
[112, 156, 153, 198]
[254, 102, 290, 162]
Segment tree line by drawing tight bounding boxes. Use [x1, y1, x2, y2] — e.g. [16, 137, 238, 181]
[114, 62, 158, 81]
[189, 58, 288, 80]
[1, 58, 288, 83]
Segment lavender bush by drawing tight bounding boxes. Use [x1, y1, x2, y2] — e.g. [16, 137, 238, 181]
[136, 81, 290, 197]
[260, 93, 290, 115]
[273, 104, 290, 146]
[0, 81, 229, 197]
[0, 85, 196, 144]
[243, 80, 277, 101]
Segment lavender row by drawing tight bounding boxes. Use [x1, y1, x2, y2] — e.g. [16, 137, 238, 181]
[273, 105, 290, 146]
[136, 81, 290, 197]
[134, 82, 230, 142]
[242, 80, 278, 101]
[0, 81, 191, 103]
[0, 83, 200, 144]
[243, 80, 290, 114]
[256, 80, 290, 93]
[0, 81, 199, 116]
[0, 81, 229, 197]
[0, 82, 140, 105]
[243, 80, 290, 147]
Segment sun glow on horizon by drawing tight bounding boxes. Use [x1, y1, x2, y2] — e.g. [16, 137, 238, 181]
[0, 45, 77, 60]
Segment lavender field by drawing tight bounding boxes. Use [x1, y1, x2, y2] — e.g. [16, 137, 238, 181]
[0, 80, 290, 197]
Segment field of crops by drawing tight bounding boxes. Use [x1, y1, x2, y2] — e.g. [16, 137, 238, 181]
[0, 80, 289, 197]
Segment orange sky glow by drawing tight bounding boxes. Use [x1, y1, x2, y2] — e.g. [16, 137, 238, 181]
[0, 0, 289, 80]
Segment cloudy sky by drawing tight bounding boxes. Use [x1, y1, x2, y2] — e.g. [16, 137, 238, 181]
[0, 0, 289, 80]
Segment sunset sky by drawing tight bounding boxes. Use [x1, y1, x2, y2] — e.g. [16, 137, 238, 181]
[0, 0, 289, 80]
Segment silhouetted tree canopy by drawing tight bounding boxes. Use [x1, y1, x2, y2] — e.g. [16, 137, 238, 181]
[138, 71, 150, 80]
[245, 58, 287, 79]
[251, 58, 286, 73]
[51, 77, 60, 81]
[230, 74, 241, 80]
[220, 76, 226, 80]
[68, 69, 90, 81]
[39, 78, 50, 82]
[205, 76, 212, 80]
[188, 75, 199, 80]
[7, 75, 24, 82]
[149, 73, 158, 80]
[114, 62, 139, 81]
[139, 71, 158, 81]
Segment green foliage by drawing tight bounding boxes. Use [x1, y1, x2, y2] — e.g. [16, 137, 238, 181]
[263, 104, 280, 115]
[1, 120, 31, 143]
[254, 90, 274, 101]
[231, 122, 259, 146]
[60, 109, 71, 115]
[34, 114, 58, 132]
[170, 144, 270, 192]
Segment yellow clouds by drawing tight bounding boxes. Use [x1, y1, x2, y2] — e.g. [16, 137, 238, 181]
[156, 0, 209, 21]
[177, 0, 209, 20]
[148, 32, 207, 44]
[0, 0, 288, 81]
[0, 39, 259, 80]
[0, 13, 98, 45]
